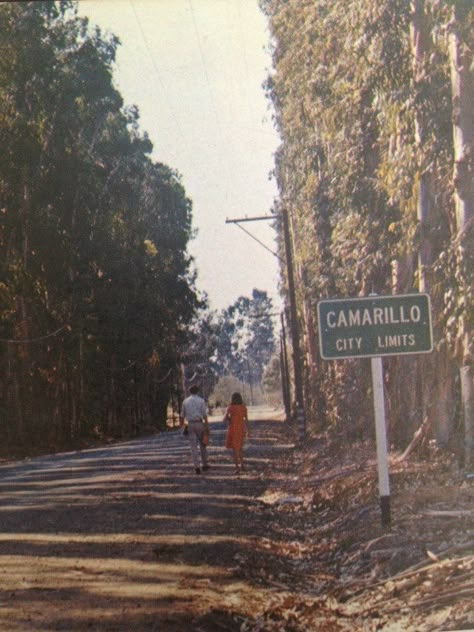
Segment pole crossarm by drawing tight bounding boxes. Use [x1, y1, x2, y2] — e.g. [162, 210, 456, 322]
[225, 215, 278, 223]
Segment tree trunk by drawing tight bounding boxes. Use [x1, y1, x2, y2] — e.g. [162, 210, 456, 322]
[298, 265, 325, 431]
[390, 259, 422, 446]
[7, 342, 24, 444]
[410, 0, 455, 446]
[449, 3, 474, 467]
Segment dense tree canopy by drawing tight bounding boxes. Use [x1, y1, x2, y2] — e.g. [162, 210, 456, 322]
[261, 0, 472, 455]
[0, 1, 200, 451]
[180, 289, 277, 405]
[216, 289, 276, 387]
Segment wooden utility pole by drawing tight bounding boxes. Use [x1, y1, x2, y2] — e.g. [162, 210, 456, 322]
[226, 212, 306, 435]
[281, 209, 305, 436]
[280, 313, 291, 421]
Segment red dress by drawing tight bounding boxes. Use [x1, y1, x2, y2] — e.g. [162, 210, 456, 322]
[225, 404, 247, 450]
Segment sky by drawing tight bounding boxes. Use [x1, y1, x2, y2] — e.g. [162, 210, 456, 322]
[77, 0, 282, 313]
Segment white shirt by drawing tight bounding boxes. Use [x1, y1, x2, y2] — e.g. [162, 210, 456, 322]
[181, 394, 207, 422]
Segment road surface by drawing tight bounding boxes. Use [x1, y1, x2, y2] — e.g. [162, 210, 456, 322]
[0, 407, 290, 631]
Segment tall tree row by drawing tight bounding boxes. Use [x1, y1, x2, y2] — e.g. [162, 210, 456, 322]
[0, 2, 199, 453]
[261, 0, 472, 459]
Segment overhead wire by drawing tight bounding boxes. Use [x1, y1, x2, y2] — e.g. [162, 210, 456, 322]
[233, 222, 283, 263]
[0, 324, 69, 344]
[126, 2, 280, 306]
[187, 0, 222, 135]
[236, 0, 253, 123]
[187, 0, 234, 211]
[232, 0, 280, 273]
[129, 0, 186, 146]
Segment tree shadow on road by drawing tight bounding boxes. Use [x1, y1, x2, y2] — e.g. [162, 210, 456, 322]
[0, 418, 297, 630]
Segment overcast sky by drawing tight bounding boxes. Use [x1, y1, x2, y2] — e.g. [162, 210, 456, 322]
[77, 0, 281, 313]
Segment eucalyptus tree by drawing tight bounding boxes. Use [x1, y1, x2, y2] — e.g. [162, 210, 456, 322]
[446, 0, 473, 465]
[0, 1, 76, 442]
[0, 1, 199, 451]
[261, 0, 406, 432]
[216, 289, 276, 391]
[261, 0, 470, 453]
[179, 304, 220, 403]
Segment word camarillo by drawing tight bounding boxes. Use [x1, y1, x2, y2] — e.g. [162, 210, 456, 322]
[325, 305, 422, 329]
[317, 294, 433, 359]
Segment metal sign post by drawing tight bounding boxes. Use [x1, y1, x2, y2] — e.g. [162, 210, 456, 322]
[317, 293, 433, 527]
[371, 356, 391, 526]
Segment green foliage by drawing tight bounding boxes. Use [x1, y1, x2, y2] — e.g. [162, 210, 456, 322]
[216, 289, 276, 385]
[261, 0, 469, 442]
[262, 352, 283, 401]
[180, 305, 220, 400]
[0, 2, 199, 450]
[209, 375, 247, 409]
[180, 290, 277, 407]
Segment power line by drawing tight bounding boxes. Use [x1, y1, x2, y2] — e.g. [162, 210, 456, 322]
[0, 324, 69, 345]
[188, 0, 222, 135]
[187, 0, 237, 211]
[129, 0, 186, 144]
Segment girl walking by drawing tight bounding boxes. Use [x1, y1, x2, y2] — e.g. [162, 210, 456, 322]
[223, 392, 249, 475]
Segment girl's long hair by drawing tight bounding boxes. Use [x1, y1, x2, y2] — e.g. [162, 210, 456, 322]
[231, 392, 243, 405]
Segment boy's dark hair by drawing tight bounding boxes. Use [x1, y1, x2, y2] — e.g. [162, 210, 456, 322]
[189, 384, 200, 394]
[231, 392, 243, 405]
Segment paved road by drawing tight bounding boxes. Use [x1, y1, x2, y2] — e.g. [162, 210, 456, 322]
[0, 408, 291, 631]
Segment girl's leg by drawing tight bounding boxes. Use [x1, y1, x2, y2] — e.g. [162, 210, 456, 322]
[233, 449, 240, 473]
[236, 449, 243, 470]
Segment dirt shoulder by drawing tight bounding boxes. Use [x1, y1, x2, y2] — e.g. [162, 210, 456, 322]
[0, 411, 472, 631]
[237, 428, 474, 632]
